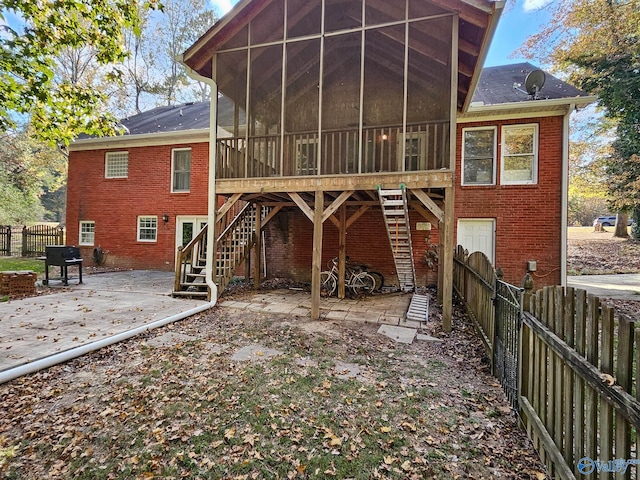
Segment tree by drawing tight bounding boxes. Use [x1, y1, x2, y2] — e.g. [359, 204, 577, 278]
[0, 127, 66, 224]
[0, 0, 158, 145]
[150, 0, 216, 105]
[518, 0, 640, 238]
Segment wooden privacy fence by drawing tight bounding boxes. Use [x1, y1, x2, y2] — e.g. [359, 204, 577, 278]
[453, 245, 640, 480]
[453, 245, 497, 366]
[0, 225, 64, 256]
[521, 287, 639, 480]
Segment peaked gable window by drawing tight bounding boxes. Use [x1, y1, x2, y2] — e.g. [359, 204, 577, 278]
[105, 151, 128, 178]
[172, 148, 191, 192]
[462, 127, 496, 185]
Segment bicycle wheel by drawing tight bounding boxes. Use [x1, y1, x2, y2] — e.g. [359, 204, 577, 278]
[367, 271, 384, 291]
[320, 271, 337, 297]
[351, 272, 375, 295]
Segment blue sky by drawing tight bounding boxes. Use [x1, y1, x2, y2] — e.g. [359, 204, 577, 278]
[208, 0, 554, 68]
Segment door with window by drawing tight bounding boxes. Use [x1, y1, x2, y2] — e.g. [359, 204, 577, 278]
[457, 219, 495, 264]
[176, 216, 208, 267]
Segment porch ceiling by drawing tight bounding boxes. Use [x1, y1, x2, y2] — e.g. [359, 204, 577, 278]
[183, 0, 502, 112]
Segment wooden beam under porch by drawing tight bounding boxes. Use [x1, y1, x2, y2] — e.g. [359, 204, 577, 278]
[214, 171, 455, 330]
[215, 171, 453, 195]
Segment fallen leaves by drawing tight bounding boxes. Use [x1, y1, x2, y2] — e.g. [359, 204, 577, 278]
[0, 303, 549, 479]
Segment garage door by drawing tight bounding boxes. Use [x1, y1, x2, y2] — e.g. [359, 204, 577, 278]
[457, 219, 495, 264]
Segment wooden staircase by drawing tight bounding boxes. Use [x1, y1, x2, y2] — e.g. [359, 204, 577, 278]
[172, 203, 259, 299]
[378, 186, 416, 292]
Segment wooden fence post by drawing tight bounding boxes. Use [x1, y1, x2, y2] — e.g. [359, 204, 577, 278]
[522, 273, 534, 314]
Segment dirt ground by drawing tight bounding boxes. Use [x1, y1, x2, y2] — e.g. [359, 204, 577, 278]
[567, 226, 640, 318]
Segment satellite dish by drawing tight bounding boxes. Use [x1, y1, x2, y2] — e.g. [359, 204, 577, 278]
[524, 69, 546, 99]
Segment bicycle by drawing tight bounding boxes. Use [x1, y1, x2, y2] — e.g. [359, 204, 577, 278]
[320, 257, 376, 296]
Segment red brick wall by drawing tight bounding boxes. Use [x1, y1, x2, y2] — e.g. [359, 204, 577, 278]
[264, 208, 439, 288]
[68, 114, 565, 290]
[454, 116, 564, 287]
[66, 142, 209, 270]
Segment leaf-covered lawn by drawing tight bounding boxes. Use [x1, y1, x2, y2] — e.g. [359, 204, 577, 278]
[0, 301, 546, 479]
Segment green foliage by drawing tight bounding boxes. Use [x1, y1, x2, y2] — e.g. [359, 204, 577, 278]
[0, 257, 45, 274]
[0, 0, 159, 145]
[0, 126, 66, 223]
[519, 0, 640, 227]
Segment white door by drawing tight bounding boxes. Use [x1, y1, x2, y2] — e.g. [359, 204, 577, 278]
[457, 219, 495, 264]
[176, 216, 208, 249]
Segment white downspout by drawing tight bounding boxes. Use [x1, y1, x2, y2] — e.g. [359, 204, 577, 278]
[0, 63, 221, 385]
[561, 103, 575, 287]
[183, 60, 219, 304]
[0, 304, 214, 384]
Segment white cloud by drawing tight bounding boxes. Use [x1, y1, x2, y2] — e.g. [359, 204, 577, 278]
[522, 0, 553, 11]
[210, 0, 234, 15]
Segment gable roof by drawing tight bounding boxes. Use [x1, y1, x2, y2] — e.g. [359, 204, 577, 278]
[117, 102, 210, 135]
[182, 0, 505, 112]
[69, 63, 594, 151]
[471, 62, 591, 105]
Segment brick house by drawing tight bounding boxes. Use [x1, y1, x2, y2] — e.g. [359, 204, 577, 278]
[67, 0, 594, 326]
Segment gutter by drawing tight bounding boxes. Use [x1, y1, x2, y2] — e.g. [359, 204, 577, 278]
[68, 128, 211, 152]
[464, 95, 598, 116]
[0, 303, 214, 385]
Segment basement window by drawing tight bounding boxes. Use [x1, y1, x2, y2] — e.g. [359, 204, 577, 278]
[79, 221, 95, 246]
[137, 216, 157, 242]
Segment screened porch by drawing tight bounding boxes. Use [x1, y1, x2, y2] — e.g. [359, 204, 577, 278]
[211, 0, 460, 180]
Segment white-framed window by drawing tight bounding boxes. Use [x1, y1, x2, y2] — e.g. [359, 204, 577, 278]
[137, 216, 157, 242]
[462, 127, 496, 185]
[79, 221, 95, 246]
[295, 137, 318, 175]
[501, 124, 538, 184]
[171, 148, 191, 192]
[105, 151, 129, 178]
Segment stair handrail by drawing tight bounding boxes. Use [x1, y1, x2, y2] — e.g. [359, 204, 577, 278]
[174, 221, 210, 293]
[217, 202, 254, 242]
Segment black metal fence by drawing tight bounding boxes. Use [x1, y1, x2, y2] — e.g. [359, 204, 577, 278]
[0, 225, 64, 257]
[493, 279, 523, 411]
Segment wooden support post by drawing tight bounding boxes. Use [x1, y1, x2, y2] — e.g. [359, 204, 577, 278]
[253, 204, 262, 289]
[441, 186, 454, 332]
[311, 191, 324, 319]
[338, 204, 347, 299]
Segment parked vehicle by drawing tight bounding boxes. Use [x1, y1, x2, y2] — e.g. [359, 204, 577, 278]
[593, 215, 633, 227]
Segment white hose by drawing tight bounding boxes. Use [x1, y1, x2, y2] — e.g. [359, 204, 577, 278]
[0, 301, 214, 385]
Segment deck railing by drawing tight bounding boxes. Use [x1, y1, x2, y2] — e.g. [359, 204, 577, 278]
[216, 121, 450, 179]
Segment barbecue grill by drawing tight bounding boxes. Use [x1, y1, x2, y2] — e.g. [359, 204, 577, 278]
[43, 245, 83, 286]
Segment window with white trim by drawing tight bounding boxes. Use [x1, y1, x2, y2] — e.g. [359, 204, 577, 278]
[462, 127, 496, 185]
[137, 216, 157, 242]
[105, 151, 129, 178]
[171, 148, 191, 192]
[501, 124, 538, 184]
[79, 221, 95, 246]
